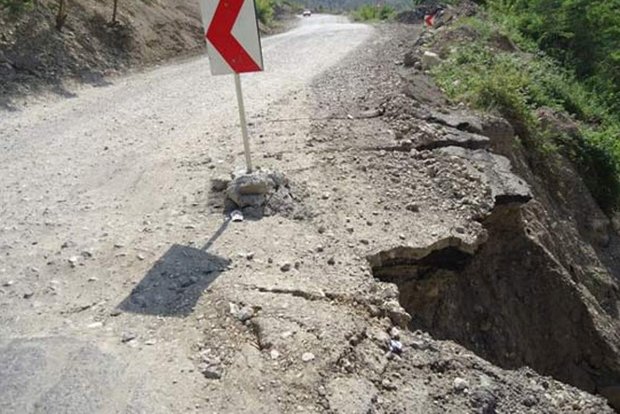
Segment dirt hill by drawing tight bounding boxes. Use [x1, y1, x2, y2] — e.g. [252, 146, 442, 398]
[0, 0, 204, 103]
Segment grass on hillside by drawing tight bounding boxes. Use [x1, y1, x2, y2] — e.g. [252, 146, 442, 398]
[431, 16, 620, 213]
[351, 4, 395, 22]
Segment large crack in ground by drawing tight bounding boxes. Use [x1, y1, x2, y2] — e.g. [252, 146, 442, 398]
[345, 20, 620, 411]
[369, 202, 620, 407]
[301, 21, 618, 413]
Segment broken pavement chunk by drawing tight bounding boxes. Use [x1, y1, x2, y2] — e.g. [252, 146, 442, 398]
[437, 146, 532, 205]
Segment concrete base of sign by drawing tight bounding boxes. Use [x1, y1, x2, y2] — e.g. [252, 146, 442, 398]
[223, 169, 294, 219]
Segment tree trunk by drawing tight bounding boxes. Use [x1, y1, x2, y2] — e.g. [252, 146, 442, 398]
[56, 0, 67, 31]
[112, 0, 118, 24]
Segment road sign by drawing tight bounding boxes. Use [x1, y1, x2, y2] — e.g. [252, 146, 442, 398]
[200, 0, 264, 75]
[199, 0, 263, 173]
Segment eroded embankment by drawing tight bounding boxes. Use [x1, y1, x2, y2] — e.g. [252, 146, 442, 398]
[365, 27, 620, 409]
[369, 201, 620, 401]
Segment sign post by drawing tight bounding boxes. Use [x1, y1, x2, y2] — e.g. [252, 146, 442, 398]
[200, 0, 264, 173]
[234, 73, 253, 172]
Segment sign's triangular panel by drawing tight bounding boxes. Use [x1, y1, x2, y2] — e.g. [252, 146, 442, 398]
[200, 0, 264, 75]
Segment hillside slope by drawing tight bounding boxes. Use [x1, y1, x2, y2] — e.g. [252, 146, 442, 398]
[394, 4, 620, 409]
[0, 0, 203, 104]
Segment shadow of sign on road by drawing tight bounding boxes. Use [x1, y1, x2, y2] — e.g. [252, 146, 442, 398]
[118, 221, 231, 317]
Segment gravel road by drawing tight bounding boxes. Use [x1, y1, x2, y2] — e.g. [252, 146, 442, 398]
[0, 15, 373, 413]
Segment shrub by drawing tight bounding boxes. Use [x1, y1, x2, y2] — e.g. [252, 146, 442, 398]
[255, 0, 274, 25]
[352, 4, 395, 22]
[1, 0, 33, 14]
[486, 0, 620, 113]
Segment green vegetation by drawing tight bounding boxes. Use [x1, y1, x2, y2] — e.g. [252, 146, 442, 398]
[352, 4, 395, 21]
[432, 10, 620, 212]
[1, 0, 69, 30]
[255, 0, 303, 26]
[485, 0, 620, 113]
[256, 0, 275, 25]
[2, 0, 121, 27]
[0, 0, 33, 14]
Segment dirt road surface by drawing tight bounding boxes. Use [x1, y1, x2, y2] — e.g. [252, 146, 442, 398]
[0, 15, 374, 413]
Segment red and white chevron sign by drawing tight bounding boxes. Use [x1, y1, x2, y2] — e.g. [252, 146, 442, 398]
[200, 0, 264, 75]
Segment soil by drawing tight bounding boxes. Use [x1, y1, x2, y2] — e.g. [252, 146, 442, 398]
[0, 0, 204, 107]
[0, 0, 295, 108]
[0, 15, 618, 414]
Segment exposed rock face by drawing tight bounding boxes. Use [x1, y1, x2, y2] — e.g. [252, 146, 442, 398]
[477, 115, 516, 157]
[371, 201, 620, 402]
[370, 31, 620, 403]
[0, 0, 206, 104]
[370, 102, 620, 408]
[316, 21, 618, 413]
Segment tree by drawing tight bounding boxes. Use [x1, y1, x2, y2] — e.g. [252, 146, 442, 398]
[111, 0, 118, 24]
[255, 0, 274, 25]
[56, 0, 67, 30]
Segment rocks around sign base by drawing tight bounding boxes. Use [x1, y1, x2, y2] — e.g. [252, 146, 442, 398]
[227, 169, 288, 205]
[224, 169, 294, 218]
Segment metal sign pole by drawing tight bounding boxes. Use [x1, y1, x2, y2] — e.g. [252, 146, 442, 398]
[234, 73, 253, 173]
